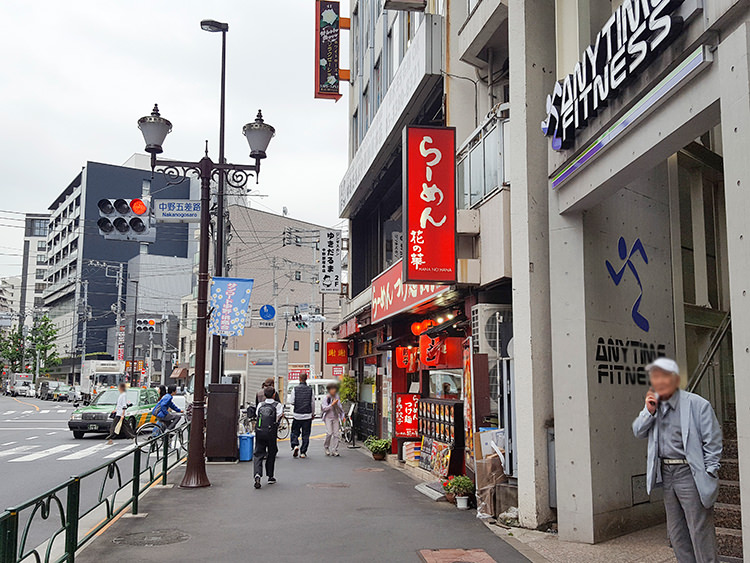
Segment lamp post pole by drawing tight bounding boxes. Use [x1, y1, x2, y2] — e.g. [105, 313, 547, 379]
[138, 100, 274, 488]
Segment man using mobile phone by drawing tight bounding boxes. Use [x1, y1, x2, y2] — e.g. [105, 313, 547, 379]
[632, 358, 722, 562]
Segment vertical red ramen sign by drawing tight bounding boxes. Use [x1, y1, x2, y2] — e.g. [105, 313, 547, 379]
[403, 126, 456, 284]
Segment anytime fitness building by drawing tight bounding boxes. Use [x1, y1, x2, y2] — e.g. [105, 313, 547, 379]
[537, 0, 750, 557]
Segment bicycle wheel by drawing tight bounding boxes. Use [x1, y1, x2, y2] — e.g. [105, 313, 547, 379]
[277, 416, 290, 440]
[341, 421, 353, 444]
[135, 423, 158, 447]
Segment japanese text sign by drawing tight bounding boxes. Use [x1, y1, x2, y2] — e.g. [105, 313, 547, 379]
[326, 341, 348, 364]
[315, 1, 342, 101]
[208, 277, 254, 337]
[319, 229, 342, 294]
[154, 199, 201, 223]
[371, 259, 448, 324]
[395, 394, 420, 438]
[403, 126, 456, 283]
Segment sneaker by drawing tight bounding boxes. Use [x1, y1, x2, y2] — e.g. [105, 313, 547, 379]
[268, 477, 277, 484]
[300, 453, 307, 459]
[333, 452, 340, 457]
[254, 475, 261, 489]
[325, 449, 330, 456]
[292, 446, 299, 458]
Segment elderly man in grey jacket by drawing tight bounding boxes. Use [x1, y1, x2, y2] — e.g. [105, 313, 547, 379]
[632, 358, 723, 563]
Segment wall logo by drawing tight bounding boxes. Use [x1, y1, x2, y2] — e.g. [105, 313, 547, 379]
[606, 237, 649, 332]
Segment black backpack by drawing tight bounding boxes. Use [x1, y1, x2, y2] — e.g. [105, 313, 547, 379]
[256, 402, 278, 436]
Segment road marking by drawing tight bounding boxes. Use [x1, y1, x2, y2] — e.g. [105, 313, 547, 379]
[25, 436, 39, 440]
[12, 398, 39, 411]
[1, 441, 16, 446]
[3, 419, 70, 423]
[10, 444, 77, 462]
[56, 410, 67, 413]
[40, 410, 50, 414]
[104, 446, 134, 459]
[0, 445, 39, 458]
[1, 411, 15, 415]
[0, 427, 68, 431]
[21, 410, 32, 414]
[46, 432, 57, 435]
[58, 443, 114, 460]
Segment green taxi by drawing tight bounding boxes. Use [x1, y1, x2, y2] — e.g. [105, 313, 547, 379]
[68, 387, 160, 439]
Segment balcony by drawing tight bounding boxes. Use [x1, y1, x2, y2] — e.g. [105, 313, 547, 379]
[339, 13, 443, 218]
[457, 0, 508, 69]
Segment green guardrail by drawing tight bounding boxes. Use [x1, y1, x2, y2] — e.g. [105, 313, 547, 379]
[0, 422, 191, 563]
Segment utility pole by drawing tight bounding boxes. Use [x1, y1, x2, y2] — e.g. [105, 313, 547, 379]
[148, 332, 154, 387]
[272, 257, 279, 389]
[129, 279, 139, 384]
[162, 309, 168, 384]
[320, 294, 325, 377]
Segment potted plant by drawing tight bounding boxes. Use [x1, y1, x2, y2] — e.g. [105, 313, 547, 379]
[339, 376, 358, 407]
[448, 475, 474, 510]
[442, 476, 456, 503]
[364, 436, 391, 460]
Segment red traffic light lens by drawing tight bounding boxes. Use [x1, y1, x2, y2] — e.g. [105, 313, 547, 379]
[148, 319, 155, 326]
[130, 198, 148, 215]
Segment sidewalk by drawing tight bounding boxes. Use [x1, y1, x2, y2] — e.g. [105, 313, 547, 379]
[76, 435, 530, 563]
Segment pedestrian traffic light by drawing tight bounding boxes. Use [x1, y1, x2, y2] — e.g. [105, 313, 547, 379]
[136, 318, 158, 332]
[292, 314, 309, 329]
[97, 197, 156, 242]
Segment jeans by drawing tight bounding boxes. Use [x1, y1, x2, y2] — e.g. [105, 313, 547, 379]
[290, 418, 312, 454]
[253, 432, 278, 478]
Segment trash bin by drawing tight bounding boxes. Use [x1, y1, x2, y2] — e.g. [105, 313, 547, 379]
[238, 433, 254, 462]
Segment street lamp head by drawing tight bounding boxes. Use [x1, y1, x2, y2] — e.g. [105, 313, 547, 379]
[137, 104, 172, 154]
[243, 110, 275, 160]
[200, 19, 229, 33]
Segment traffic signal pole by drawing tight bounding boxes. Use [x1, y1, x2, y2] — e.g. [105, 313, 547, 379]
[129, 280, 139, 384]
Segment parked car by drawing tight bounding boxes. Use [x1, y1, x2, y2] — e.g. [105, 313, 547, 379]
[68, 386, 160, 439]
[15, 382, 35, 397]
[39, 381, 63, 401]
[285, 378, 340, 416]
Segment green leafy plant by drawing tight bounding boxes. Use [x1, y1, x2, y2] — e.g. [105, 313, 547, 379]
[364, 436, 391, 455]
[447, 475, 474, 496]
[339, 376, 357, 403]
[363, 375, 376, 385]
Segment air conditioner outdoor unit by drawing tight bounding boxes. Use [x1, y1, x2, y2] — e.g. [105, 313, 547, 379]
[471, 304, 512, 358]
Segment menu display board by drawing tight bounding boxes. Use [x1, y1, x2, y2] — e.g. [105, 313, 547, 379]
[417, 398, 465, 476]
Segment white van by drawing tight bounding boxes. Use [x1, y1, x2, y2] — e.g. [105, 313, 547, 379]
[285, 378, 340, 416]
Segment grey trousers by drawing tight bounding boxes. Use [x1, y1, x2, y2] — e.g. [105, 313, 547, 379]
[663, 464, 717, 563]
[324, 417, 341, 453]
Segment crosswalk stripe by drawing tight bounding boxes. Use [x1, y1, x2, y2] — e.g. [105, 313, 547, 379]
[1, 441, 17, 446]
[104, 446, 133, 459]
[56, 410, 67, 413]
[2, 411, 15, 415]
[22, 410, 32, 414]
[46, 432, 57, 435]
[25, 436, 38, 440]
[10, 444, 77, 462]
[40, 410, 50, 414]
[0, 445, 39, 458]
[58, 443, 114, 460]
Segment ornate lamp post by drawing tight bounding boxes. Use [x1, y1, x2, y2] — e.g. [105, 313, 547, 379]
[138, 104, 274, 488]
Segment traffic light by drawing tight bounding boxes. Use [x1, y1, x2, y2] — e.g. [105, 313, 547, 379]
[136, 318, 158, 332]
[97, 198, 156, 242]
[292, 314, 309, 329]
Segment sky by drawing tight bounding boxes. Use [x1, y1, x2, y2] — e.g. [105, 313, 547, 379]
[0, 0, 350, 277]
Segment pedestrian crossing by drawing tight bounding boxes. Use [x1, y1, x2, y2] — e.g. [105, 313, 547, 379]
[1, 410, 70, 415]
[0, 442, 136, 463]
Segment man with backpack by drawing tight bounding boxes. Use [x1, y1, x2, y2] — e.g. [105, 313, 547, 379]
[254, 385, 284, 489]
[289, 373, 314, 459]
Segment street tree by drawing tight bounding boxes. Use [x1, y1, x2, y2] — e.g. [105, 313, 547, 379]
[28, 315, 60, 373]
[0, 328, 25, 373]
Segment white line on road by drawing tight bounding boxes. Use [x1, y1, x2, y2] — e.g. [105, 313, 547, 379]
[56, 410, 67, 413]
[1, 441, 16, 446]
[1, 411, 15, 415]
[0, 445, 39, 458]
[104, 446, 134, 458]
[21, 410, 32, 414]
[10, 444, 77, 462]
[25, 436, 39, 441]
[46, 432, 57, 435]
[0, 427, 69, 431]
[2, 420, 70, 423]
[39, 410, 50, 414]
[58, 443, 114, 460]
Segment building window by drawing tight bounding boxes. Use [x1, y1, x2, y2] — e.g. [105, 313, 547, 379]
[34, 297, 44, 307]
[294, 271, 301, 281]
[182, 302, 188, 320]
[35, 269, 45, 280]
[457, 120, 503, 209]
[36, 255, 47, 265]
[35, 283, 45, 293]
[352, 110, 359, 154]
[314, 341, 320, 352]
[37, 240, 46, 251]
[29, 219, 47, 238]
[374, 58, 382, 111]
[293, 340, 300, 351]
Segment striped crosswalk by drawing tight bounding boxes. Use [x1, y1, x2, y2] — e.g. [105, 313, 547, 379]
[0, 441, 135, 463]
[10, 444, 77, 462]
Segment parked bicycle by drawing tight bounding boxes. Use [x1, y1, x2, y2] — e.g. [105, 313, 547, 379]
[239, 404, 290, 439]
[341, 404, 355, 444]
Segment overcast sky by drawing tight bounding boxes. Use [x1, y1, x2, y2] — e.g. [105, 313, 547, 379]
[0, 0, 350, 277]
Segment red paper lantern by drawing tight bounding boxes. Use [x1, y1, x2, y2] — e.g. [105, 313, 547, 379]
[411, 322, 423, 336]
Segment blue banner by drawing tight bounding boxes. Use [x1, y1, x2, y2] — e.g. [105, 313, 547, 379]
[208, 277, 254, 336]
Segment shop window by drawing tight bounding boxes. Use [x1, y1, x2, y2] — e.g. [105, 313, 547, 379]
[428, 369, 463, 399]
[293, 340, 300, 351]
[314, 341, 320, 352]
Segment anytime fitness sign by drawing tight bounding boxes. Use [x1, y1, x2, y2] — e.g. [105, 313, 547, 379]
[542, 0, 684, 150]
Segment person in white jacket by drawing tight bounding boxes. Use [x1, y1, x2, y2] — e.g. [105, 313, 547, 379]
[632, 358, 722, 563]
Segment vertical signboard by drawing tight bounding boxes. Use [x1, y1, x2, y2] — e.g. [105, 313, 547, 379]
[208, 277, 254, 337]
[319, 229, 342, 294]
[394, 393, 420, 437]
[403, 126, 456, 283]
[315, 1, 342, 101]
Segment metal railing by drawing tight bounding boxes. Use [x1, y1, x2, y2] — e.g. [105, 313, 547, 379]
[0, 422, 190, 563]
[687, 312, 731, 393]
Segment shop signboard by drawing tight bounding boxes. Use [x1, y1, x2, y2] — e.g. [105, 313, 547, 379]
[542, 0, 686, 151]
[403, 126, 456, 283]
[463, 338, 477, 471]
[319, 229, 342, 294]
[314, 1, 342, 101]
[288, 365, 310, 382]
[394, 393, 419, 438]
[208, 277, 254, 337]
[325, 341, 348, 364]
[332, 366, 344, 377]
[371, 259, 449, 324]
[419, 335, 462, 369]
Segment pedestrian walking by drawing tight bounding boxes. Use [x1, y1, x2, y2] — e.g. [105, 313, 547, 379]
[289, 373, 314, 459]
[632, 358, 722, 563]
[256, 377, 280, 405]
[106, 382, 135, 444]
[254, 386, 283, 489]
[321, 382, 344, 456]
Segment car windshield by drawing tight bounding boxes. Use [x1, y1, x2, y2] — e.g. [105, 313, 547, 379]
[92, 389, 139, 406]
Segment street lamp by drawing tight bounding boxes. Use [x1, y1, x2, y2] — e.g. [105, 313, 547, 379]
[138, 104, 273, 488]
